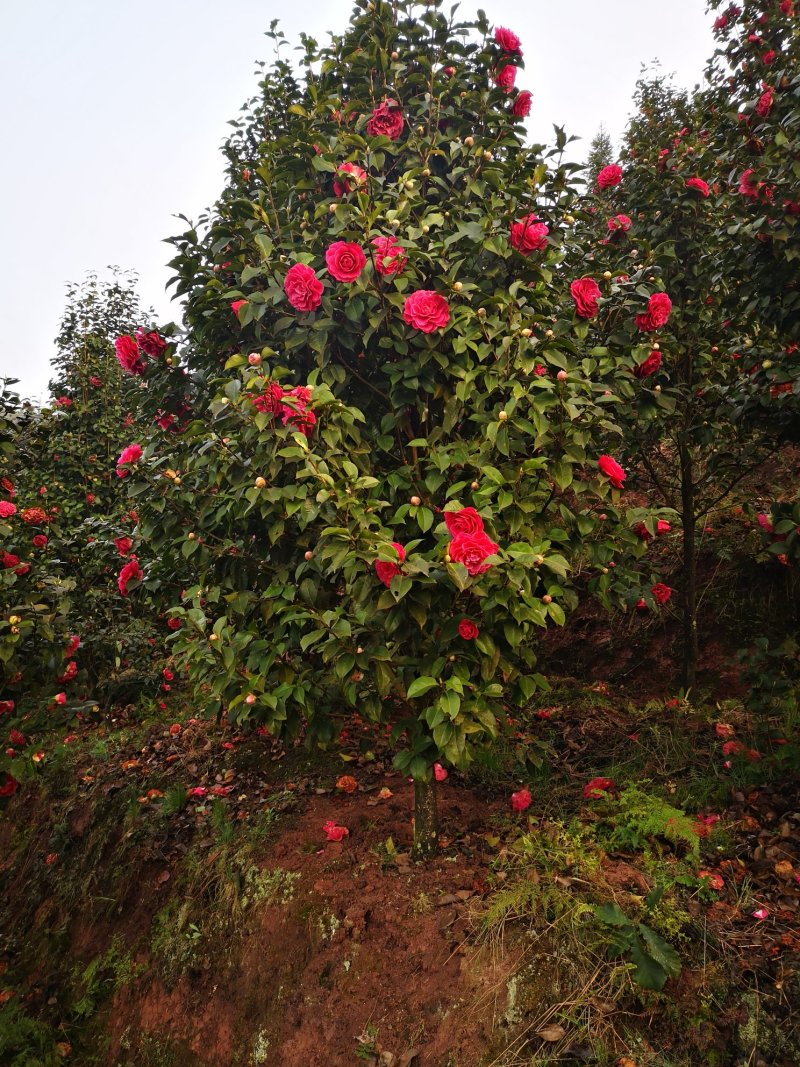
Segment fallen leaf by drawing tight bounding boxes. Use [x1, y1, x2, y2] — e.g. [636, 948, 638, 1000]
[537, 1023, 566, 1042]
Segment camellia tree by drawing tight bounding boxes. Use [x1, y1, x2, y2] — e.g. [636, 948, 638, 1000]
[125, 0, 654, 856]
[564, 31, 800, 690]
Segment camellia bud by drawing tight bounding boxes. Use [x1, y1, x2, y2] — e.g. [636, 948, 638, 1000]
[391, 50, 399, 60]
[248, 353, 261, 366]
[565, 214, 575, 224]
[255, 477, 266, 488]
[304, 550, 314, 561]
[603, 270, 612, 280]
[545, 329, 555, 338]
[173, 477, 181, 485]
[187, 532, 196, 540]
[422, 224, 430, 234]
[762, 360, 773, 369]
[356, 646, 364, 654]
[483, 150, 492, 161]
[9, 615, 20, 625]
[498, 411, 508, 421]
[521, 328, 532, 338]
[557, 370, 568, 381]
[471, 481, 479, 490]
[464, 136, 474, 147]
[410, 496, 421, 506]
[477, 307, 486, 318]
[444, 553, 451, 563]
[210, 633, 219, 641]
[453, 281, 463, 292]
[329, 203, 337, 214]
[652, 342, 660, 350]
[542, 594, 553, 604]
[245, 694, 256, 705]
[654, 384, 662, 392]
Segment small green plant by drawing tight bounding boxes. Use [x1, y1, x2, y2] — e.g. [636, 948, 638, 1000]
[594, 885, 681, 991]
[603, 785, 699, 856]
[160, 785, 189, 817]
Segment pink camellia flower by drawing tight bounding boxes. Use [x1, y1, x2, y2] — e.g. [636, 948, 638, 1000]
[458, 618, 479, 640]
[403, 290, 450, 333]
[442, 65, 456, 77]
[495, 64, 517, 93]
[117, 556, 143, 597]
[583, 777, 616, 799]
[189, 786, 207, 798]
[509, 214, 549, 254]
[116, 443, 143, 477]
[0, 772, 19, 798]
[608, 214, 632, 233]
[115, 536, 134, 557]
[755, 85, 775, 118]
[444, 507, 484, 536]
[756, 512, 774, 534]
[0, 500, 16, 519]
[449, 530, 500, 576]
[651, 582, 673, 605]
[333, 160, 367, 197]
[511, 90, 532, 118]
[371, 235, 407, 276]
[511, 787, 532, 812]
[686, 176, 710, 197]
[54, 692, 67, 706]
[722, 739, 745, 757]
[597, 164, 623, 189]
[739, 168, 760, 199]
[495, 26, 522, 54]
[752, 907, 769, 920]
[366, 98, 404, 140]
[325, 241, 367, 282]
[114, 335, 145, 375]
[32, 534, 47, 548]
[136, 329, 168, 358]
[375, 542, 406, 587]
[713, 13, 729, 29]
[698, 870, 725, 891]
[636, 292, 673, 331]
[433, 762, 448, 782]
[55, 396, 72, 408]
[634, 349, 662, 377]
[323, 819, 349, 842]
[284, 263, 324, 312]
[598, 455, 625, 489]
[230, 299, 248, 317]
[570, 277, 602, 319]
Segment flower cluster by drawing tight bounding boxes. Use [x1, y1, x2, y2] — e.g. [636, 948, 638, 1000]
[444, 508, 500, 576]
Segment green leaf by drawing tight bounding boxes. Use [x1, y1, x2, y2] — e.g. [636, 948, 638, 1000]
[407, 676, 439, 699]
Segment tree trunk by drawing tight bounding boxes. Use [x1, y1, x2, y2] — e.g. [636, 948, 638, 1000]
[412, 778, 439, 861]
[679, 441, 698, 692]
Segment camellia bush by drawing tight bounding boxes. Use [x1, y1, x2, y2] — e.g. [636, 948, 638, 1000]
[124, 0, 656, 856]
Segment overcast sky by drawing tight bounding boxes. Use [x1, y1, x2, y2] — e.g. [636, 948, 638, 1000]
[0, 1, 714, 401]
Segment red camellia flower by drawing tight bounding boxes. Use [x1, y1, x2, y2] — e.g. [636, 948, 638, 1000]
[762, 49, 776, 65]
[136, 329, 168, 358]
[284, 263, 324, 312]
[21, 507, 48, 525]
[583, 777, 616, 799]
[598, 455, 625, 489]
[686, 176, 710, 197]
[1, 552, 19, 568]
[738, 168, 760, 199]
[371, 235, 407, 276]
[403, 290, 450, 333]
[65, 634, 80, 657]
[167, 617, 181, 631]
[279, 385, 316, 438]
[607, 214, 632, 233]
[636, 292, 672, 331]
[85, 493, 95, 505]
[433, 762, 448, 782]
[458, 618, 479, 640]
[0, 501, 17, 519]
[115, 536, 134, 557]
[14, 563, 30, 576]
[494, 26, 522, 54]
[118, 556, 143, 597]
[253, 381, 285, 417]
[633, 519, 671, 540]
[116, 443, 143, 477]
[444, 507, 484, 536]
[230, 299, 248, 317]
[509, 214, 549, 254]
[9, 729, 25, 747]
[0, 701, 14, 715]
[755, 85, 775, 118]
[32, 534, 47, 548]
[570, 277, 602, 319]
[366, 98, 404, 140]
[651, 582, 673, 605]
[325, 241, 367, 282]
[780, 0, 794, 14]
[91, 375, 103, 386]
[511, 90, 532, 117]
[634, 349, 662, 377]
[0, 773, 18, 798]
[699, 870, 725, 891]
[597, 164, 623, 189]
[54, 692, 67, 706]
[55, 396, 72, 408]
[323, 820, 349, 842]
[114, 335, 145, 375]
[375, 542, 406, 587]
[511, 788, 532, 812]
[449, 530, 500, 576]
[336, 775, 358, 794]
[495, 64, 517, 92]
[333, 161, 367, 196]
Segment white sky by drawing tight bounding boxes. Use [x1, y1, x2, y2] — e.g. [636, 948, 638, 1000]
[0, 1, 714, 401]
